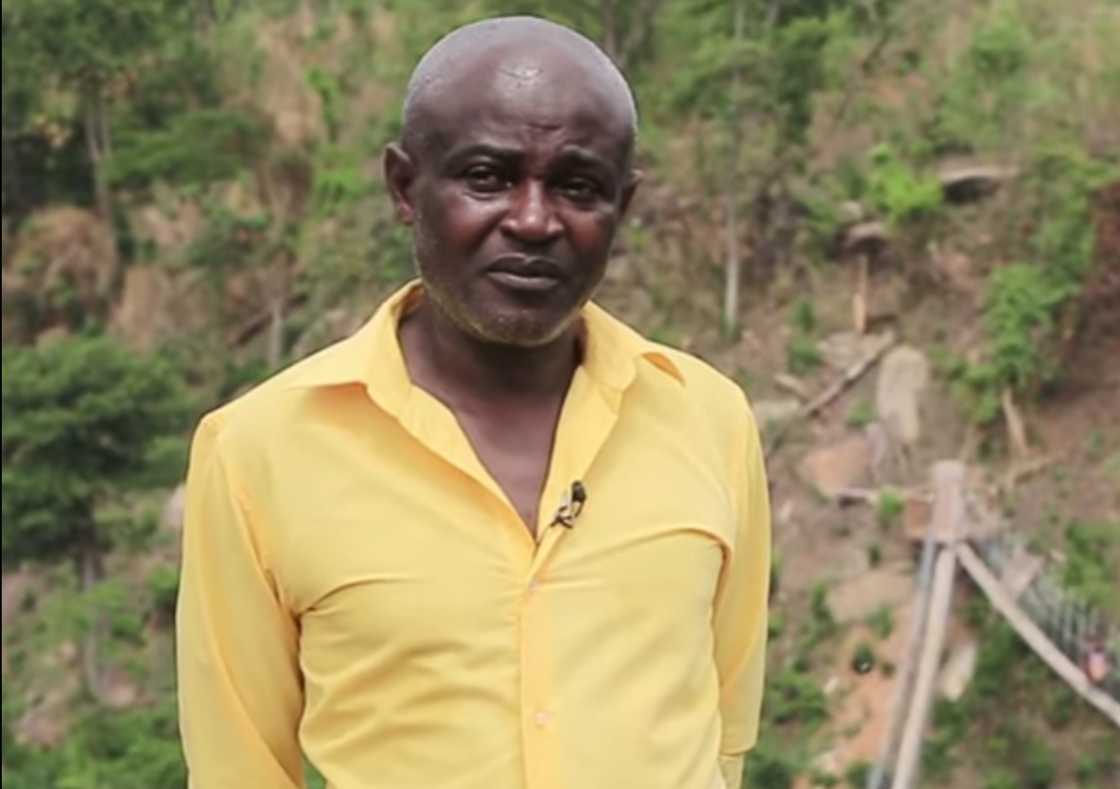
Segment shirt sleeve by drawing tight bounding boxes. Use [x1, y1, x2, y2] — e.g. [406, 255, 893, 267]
[713, 395, 771, 774]
[176, 414, 306, 788]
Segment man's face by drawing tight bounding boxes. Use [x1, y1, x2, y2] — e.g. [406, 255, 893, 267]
[386, 49, 638, 347]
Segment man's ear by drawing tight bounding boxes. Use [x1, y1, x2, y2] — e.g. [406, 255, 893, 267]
[619, 169, 643, 217]
[384, 143, 417, 225]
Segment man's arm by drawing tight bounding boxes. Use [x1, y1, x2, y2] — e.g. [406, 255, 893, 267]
[713, 399, 772, 789]
[177, 415, 305, 788]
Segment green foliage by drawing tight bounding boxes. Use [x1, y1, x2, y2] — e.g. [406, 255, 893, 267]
[146, 566, 180, 621]
[1062, 520, 1120, 613]
[865, 605, 894, 639]
[787, 334, 822, 375]
[846, 398, 875, 428]
[90, 578, 146, 644]
[922, 596, 1107, 785]
[844, 760, 871, 788]
[983, 768, 1021, 789]
[865, 144, 942, 225]
[944, 145, 1116, 427]
[876, 488, 904, 529]
[1, 0, 185, 93]
[930, 4, 1034, 152]
[3, 701, 186, 789]
[790, 299, 817, 334]
[743, 735, 798, 789]
[109, 109, 268, 189]
[312, 143, 373, 215]
[1, 335, 191, 567]
[850, 642, 875, 674]
[768, 668, 830, 726]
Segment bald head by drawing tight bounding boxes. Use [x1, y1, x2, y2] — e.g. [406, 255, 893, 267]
[401, 16, 638, 158]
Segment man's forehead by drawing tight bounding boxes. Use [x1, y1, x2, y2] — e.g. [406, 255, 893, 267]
[402, 19, 636, 158]
[408, 43, 633, 157]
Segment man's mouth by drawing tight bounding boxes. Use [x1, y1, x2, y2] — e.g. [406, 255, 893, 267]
[485, 256, 564, 292]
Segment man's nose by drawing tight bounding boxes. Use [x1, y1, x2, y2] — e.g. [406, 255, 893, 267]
[501, 181, 562, 244]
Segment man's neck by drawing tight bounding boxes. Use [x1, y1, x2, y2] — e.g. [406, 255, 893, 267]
[399, 300, 580, 411]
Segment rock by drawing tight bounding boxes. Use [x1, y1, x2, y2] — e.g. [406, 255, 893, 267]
[842, 220, 890, 254]
[876, 346, 930, 445]
[938, 163, 1018, 202]
[827, 564, 914, 624]
[752, 398, 802, 428]
[838, 201, 865, 225]
[799, 434, 873, 497]
[818, 330, 893, 371]
[163, 484, 187, 532]
[938, 640, 979, 701]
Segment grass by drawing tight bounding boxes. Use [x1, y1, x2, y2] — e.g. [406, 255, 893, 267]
[846, 398, 876, 428]
[876, 489, 905, 529]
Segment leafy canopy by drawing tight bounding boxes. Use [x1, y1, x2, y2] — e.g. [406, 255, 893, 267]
[2, 335, 191, 566]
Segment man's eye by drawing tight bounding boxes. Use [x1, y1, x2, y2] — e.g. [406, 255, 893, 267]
[463, 167, 508, 192]
[560, 178, 602, 201]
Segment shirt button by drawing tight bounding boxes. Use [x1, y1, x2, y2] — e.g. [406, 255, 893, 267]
[528, 579, 540, 593]
[534, 710, 551, 727]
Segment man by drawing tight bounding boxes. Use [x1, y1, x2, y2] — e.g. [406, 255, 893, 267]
[177, 16, 770, 789]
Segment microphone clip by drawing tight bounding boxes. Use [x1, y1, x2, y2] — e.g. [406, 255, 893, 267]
[551, 481, 587, 528]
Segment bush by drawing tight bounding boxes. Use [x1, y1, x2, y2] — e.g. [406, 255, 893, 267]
[876, 489, 905, 529]
[844, 760, 871, 788]
[744, 737, 799, 789]
[787, 334, 822, 375]
[866, 144, 942, 225]
[1062, 520, 1120, 613]
[147, 565, 180, 620]
[768, 669, 830, 726]
[1022, 739, 1057, 789]
[846, 399, 875, 428]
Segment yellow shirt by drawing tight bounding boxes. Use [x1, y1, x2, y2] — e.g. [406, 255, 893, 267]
[177, 282, 770, 789]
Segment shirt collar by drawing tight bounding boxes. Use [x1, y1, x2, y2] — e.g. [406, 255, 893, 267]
[283, 280, 684, 409]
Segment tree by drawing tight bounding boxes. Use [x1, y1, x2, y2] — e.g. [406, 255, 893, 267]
[2, 335, 191, 700]
[2, 0, 185, 222]
[486, 0, 665, 71]
[663, 0, 894, 333]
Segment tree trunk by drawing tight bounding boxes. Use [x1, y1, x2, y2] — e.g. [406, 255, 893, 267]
[722, 0, 746, 337]
[82, 89, 113, 224]
[600, 0, 621, 65]
[78, 546, 107, 704]
[268, 287, 285, 369]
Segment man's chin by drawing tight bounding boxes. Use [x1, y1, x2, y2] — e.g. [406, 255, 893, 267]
[472, 314, 571, 348]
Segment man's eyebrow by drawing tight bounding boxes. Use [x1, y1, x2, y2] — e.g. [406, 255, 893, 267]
[442, 143, 523, 166]
[555, 147, 617, 175]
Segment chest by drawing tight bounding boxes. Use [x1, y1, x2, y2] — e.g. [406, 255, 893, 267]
[454, 405, 561, 534]
[268, 400, 737, 617]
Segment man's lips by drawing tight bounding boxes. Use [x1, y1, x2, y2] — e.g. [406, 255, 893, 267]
[485, 255, 565, 292]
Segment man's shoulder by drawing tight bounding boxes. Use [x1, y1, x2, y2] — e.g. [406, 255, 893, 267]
[195, 332, 364, 450]
[646, 341, 754, 417]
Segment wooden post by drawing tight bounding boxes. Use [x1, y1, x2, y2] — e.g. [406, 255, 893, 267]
[891, 547, 958, 789]
[889, 462, 966, 789]
[869, 462, 966, 789]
